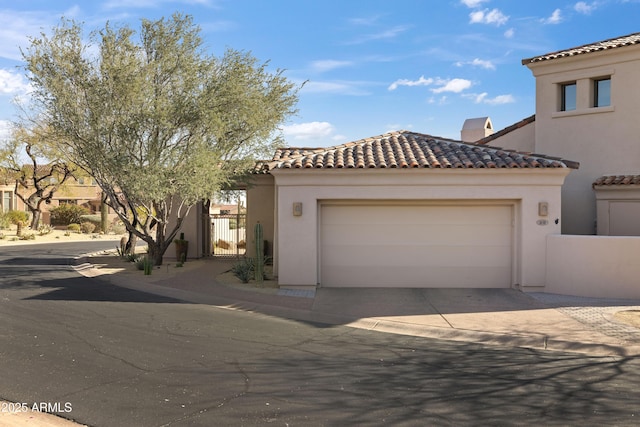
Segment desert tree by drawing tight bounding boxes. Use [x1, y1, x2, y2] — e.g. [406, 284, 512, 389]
[22, 13, 299, 264]
[0, 122, 75, 229]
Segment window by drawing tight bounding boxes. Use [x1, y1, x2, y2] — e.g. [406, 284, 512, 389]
[594, 77, 611, 107]
[2, 191, 12, 212]
[561, 82, 576, 111]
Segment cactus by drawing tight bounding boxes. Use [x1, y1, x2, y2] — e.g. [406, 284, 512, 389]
[254, 222, 264, 284]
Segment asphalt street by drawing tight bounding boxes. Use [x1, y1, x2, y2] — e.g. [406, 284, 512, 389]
[1, 243, 640, 426]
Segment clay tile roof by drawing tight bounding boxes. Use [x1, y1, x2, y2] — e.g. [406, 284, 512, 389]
[269, 131, 578, 171]
[523, 32, 640, 65]
[593, 175, 640, 187]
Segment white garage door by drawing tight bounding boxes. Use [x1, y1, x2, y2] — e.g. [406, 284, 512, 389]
[320, 203, 513, 288]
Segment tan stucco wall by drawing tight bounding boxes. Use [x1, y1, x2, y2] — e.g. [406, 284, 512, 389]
[594, 186, 640, 235]
[526, 45, 640, 235]
[490, 121, 536, 153]
[546, 234, 640, 298]
[272, 168, 570, 290]
[167, 200, 205, 260]
[246, 174, 275, 260]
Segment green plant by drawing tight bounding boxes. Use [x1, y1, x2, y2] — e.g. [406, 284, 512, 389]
[80, 221, 96, 234]
[231, 259, 253, 283]
[135, 256, 153, 275]
[79, 214, 102, 233]
[67, 223, 81, 233]
[174, 232, 188, 263]
[37, 224, 53, 235]
[254, 222, 264, 284]
[0, 232, 5, 240]
[19, 233, 36, 240]
[0, 212, 10, 229]
[50, 204, 89, 226]
[6, 210, 30, 236]
[126, 253, 140, 263]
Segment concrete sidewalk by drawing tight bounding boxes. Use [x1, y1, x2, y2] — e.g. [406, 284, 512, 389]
[76, 253, 640, 358]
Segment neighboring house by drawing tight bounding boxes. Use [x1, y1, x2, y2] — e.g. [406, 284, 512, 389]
[480, 32, 640, 236]
[246, 131, 577, 290]
[0, 172, 105, 224]
[0, 183, 23, 213]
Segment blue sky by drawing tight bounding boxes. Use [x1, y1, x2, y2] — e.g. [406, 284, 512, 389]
[0, 0, 639, 147]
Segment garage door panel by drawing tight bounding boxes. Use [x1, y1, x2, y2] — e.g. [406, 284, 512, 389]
[324, 224, 510, 246]
[323, 244, 511, 268]
[322, 265, 511, 288]
[321, 204, 513, 288]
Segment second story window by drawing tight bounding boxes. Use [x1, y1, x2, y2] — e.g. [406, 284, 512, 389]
[594, 77, 611, 107]
[561, 82, 576, 111]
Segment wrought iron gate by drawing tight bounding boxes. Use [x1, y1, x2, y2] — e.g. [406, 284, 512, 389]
[210, 213, 246, 258]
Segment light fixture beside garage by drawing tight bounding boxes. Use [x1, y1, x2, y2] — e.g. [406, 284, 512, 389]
[538, 201, 549, 216]
[293, 202, 303, 216]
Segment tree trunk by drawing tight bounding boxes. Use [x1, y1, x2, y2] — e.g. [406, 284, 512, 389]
[124, 231, 137, 255]
[30, 209, 41, 230]
[16, 222, 23, 237]
[149, 242, 164, 266]
[100, 195, 108, 233]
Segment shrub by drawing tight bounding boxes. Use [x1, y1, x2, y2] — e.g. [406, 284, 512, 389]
[6, 210, 30, 236]
[0, 212, 10, 229]
[38, 224, 53, 235]
[136, 256, 153, 275]
[79, 214, 102, 233]
[67, 223, 81, 233]
[80, 222, 96, 234]
[231, 259, 253, 283]
[19, 233, 36, 240]
[111, 219, 126, 235]
[50, 204, 89, 226]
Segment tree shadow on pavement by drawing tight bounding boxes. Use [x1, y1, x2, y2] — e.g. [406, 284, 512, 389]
[204, 330, 640, 426]
[10, 274, 184, 304]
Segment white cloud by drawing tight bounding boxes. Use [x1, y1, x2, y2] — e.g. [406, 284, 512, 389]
[0, 69, 31, 95]
[282, 121, 335, 141]
[574, 1, 596, 14]
[309, 60, 354, 73]
[348, 15, 380, 26]
[431, 78, 472, 94]
[542, 9, 563, 24]
[456, 58, 496, 70]
[347, 25, 410, 44]
[484, 94, 515, 105]
[460, 0, 488, 7]
[466, 92, 515, 105]
[504, 28, 515, 38]
[301, 80, 370, 96]
[389, 76, 472, 94]
[388, 76, 434, 91]
[469, 8, 509, 26]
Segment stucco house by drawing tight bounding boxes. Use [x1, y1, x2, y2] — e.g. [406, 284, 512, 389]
[246, 131, 578, 291]
[479, 32, 640, 236]
[0, 174, 105, 224]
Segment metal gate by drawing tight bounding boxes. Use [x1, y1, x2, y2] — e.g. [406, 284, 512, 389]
[210, 213, 246, 258]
